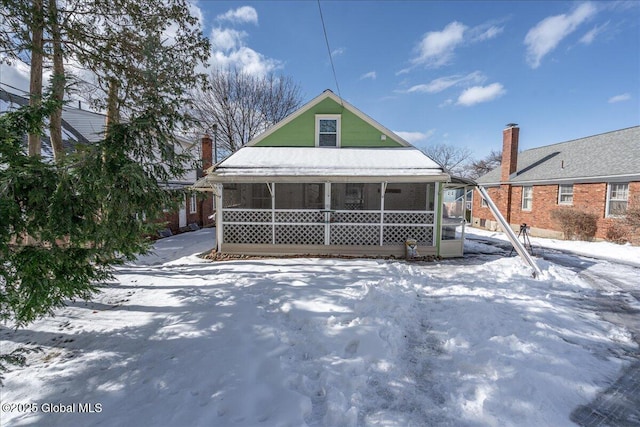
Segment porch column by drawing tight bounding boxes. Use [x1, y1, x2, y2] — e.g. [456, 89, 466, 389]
[214, 183, 223, 252]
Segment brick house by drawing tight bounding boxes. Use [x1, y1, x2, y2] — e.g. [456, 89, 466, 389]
[472, 125, 640, 242]
[161, 134, 216, 234]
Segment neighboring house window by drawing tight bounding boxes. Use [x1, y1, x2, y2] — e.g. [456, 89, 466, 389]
[481, 197, 488, 207]
[190, 194, 197, 213]
[558, 184, 573, 205]
[316, 115, 340, 147]
[606, 183, 629, 216]
[521, 186, 533, 211]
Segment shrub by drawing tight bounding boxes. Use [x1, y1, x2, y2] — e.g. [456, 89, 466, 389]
[550, 208, 598, 241]
[623, 195, 640, 244]
[605, 220, 630, 244]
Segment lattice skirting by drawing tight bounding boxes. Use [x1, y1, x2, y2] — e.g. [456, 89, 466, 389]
[383, 225, 433, 245]
[274, 224, 325, 245]
[330, 225, 380, 245]
[222, 210, 435, 246]
[224, 224, 271, 244]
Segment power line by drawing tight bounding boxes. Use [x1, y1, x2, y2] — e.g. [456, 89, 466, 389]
[317, 0, 343, 104]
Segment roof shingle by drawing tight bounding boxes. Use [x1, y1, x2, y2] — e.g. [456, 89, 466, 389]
[477, 126, 640, 185]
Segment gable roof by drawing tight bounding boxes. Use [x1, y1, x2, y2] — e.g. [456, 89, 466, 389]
[477, 126, 640, 185]
[247, 89, 411, 147]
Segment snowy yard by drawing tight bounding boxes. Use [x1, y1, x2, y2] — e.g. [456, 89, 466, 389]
[1, 228, 639, 426]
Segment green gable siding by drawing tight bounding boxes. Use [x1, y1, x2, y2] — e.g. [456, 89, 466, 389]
[254, 98, 404, 147]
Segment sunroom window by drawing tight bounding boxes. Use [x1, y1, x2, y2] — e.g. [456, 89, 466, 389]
[223, 184, 271, 209]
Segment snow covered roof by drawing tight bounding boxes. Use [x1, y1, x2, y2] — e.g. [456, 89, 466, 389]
[193, 146, 448, 186]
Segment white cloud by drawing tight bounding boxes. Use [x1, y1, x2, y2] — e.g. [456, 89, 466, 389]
[360, 71, 376, 80]
[471, 25, 504, 42]
[580, 21, 608, 45]
[608, 93, 631, 103]
[409, 20, 505, 70]
[525, 2, 597, 68]
[209, 18, 282, 75]
[210, 28, 246, 51]
[394, 129, 436, 144]
[406, 71, 485, 94]
[211, 47, 282, 76]
[412, 21, 467, 68]
[331, 47, 346, 57]
[439, 99, 454, 108]
[457, 83, 506, 106]
[216, 6, 258, 25]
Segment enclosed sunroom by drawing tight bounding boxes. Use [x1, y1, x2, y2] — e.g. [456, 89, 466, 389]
[193, 90, 463, 258]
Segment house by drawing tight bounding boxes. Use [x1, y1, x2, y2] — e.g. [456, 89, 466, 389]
[1, 87, 212, 235]
[193, 89, 470, 258]
[473, 124, 640, 242]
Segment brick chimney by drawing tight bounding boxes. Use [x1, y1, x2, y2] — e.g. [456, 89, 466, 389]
[201, 134, 213, 173]
[501, 123, 519, 182]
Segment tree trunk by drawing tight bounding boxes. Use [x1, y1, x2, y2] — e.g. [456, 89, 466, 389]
[28, 0, 44, 157]
[48, 0, 65, 161]
[105, 78, 120, 133]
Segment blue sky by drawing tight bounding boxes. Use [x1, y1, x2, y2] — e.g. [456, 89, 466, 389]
[1, 1, 638, 159]
[197, 0, 639, 158]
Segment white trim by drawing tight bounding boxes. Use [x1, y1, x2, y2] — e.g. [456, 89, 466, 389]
[558, 184, 573, 205]
[606, 182, 629, 217]
[214, 184, 223, 251]
[315, 114, 341, 147]
[189, 194, 197, 214]
[521, 186, 533, 211]
[433, 182, 440, 246]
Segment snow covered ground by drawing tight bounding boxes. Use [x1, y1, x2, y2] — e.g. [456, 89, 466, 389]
[1, 227, 639, 426]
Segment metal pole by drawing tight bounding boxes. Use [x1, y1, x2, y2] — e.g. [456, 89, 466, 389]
[477, 186, 542, 278]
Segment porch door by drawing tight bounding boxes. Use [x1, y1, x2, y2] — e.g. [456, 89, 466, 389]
[326, 183, 383, 246]
[439, 184, 468, 257]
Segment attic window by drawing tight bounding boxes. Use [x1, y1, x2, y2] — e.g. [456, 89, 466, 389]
[316, 115, 340, 147]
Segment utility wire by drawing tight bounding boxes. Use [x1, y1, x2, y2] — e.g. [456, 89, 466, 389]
[317, 0, 343, 105]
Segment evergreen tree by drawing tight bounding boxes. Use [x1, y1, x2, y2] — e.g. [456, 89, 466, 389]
[0, 0, 210, 328]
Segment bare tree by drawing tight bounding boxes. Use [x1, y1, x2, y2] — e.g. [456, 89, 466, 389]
[191, 67, 303, 155]
[422, 144, 473, 177]
[468, 150, 502, 179]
